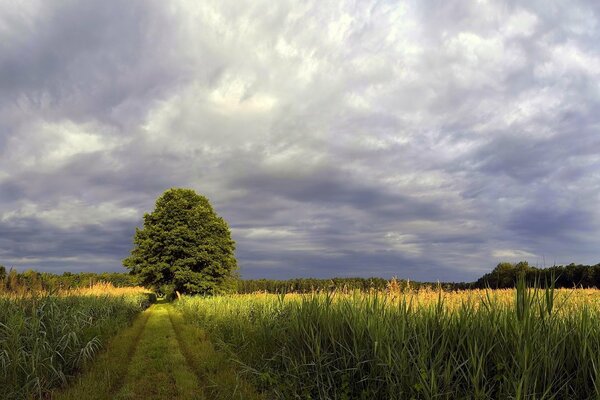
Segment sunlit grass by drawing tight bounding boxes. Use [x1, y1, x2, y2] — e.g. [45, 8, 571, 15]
[62, 282, 149, 297]
[0, 291, 152, 399]
[177, 282, 600, 399]
[0, 282, 149, 299]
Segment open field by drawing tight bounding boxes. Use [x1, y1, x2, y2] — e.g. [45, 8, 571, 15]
[176, 284, 600, 399]
[5, 283, 600, 399]
[55, 300, 262, 400]
[0, 288, 153, 399]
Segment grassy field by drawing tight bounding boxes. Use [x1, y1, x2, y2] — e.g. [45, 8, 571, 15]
[0, 286, 152, 399]
[176, 283, 600, 399]
[55, 300, 262, 400]
[6, 280, 600, 399]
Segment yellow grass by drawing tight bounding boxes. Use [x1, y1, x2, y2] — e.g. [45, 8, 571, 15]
[230, 285, 600, 316]
[0, 282, 149, 298]
[65, 282, 149, 296]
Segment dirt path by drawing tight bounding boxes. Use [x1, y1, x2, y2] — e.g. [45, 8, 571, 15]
[54, 302, 262, 400]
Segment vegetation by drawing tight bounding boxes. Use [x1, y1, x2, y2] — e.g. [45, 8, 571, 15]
[3, 260, 600, 399]
[177, 280, 600, 399]
[239, 262, 600, 294]
[55, 306, 152, 400]
[56, 301, 262, 400]
[237, 277, 468, 293]
[476, 261, 600, 288]
[2, 261, 599, 297]
[0, 268, 138, 294]
[0, 291, 152, 399]
[123, 188, 238, 297]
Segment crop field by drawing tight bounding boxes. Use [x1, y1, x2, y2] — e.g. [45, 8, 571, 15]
[5, 282, 600, 399]
[0, 287, 152, 399]
[176, 284, 600, 399]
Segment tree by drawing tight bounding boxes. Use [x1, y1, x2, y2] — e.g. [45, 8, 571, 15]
[0, 265, 6, 281]
[123, 188, 238, 296]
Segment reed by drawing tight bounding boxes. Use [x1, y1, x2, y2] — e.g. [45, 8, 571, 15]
[0, 292, 151, 399]
[177, 282, 600, 399]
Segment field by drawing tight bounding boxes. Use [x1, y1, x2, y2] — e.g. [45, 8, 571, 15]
[176, 284, 600, 399]
[0, 286, 152, 399]
[4, 282, 600, 399]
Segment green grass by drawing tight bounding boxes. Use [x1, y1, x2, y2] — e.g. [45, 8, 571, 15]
[54, 307, 152, 400]
[168, 306, 264, 400]
[0, 293, 150, 399]
[176, 284, 600, 399]
[55, 301, 262, 400]
[114, 303, 201, 399]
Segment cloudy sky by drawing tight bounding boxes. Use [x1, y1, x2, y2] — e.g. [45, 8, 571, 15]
[0, 0, 598, 281]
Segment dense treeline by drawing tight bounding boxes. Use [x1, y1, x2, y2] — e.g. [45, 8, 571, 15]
[475, 261, 600, 289]
[2, 260, 600, 294]
[237, 277, 388, 293]
[236, 277, 471, 293]
[238, 262, 600, 293]
[0, 265, 138, 293]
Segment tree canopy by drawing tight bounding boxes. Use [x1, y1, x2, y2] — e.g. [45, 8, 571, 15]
[123, 188, 238, 296]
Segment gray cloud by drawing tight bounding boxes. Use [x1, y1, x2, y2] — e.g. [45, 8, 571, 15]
[0, 0, 599, 281]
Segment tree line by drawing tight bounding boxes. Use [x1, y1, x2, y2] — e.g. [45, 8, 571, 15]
[237, 277, 389, 293]
[236, 277, 469, 293]
[239, 262, 600, 293]
[473, 261, 600, 289]
[2, 261, 600, 294]
[0, 265, 138, 293]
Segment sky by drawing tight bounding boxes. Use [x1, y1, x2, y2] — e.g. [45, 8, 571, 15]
[0, 0, 599, 282]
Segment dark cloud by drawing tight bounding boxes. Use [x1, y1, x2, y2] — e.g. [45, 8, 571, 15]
[0, 0, 599, 280]
[0, 217, 135, 272]
[507, 206, 593, 238]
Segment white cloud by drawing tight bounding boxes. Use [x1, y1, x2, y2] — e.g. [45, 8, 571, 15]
[536, 42, 600, 78]
[503, 9, 538, 37]
[384, 233, 422, 257]
[237, 227, 298, 239]
[208, 74, 277, 114]
[3, 119, 124, 169]
[492, 249, 537, 259]
[1, 199, 138, 229]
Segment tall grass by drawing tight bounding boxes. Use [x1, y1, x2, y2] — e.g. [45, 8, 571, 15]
[177, 282, 600, 399]
[0, 292, 151, 399]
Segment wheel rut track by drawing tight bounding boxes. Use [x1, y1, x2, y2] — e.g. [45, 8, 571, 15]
[107, 310, 152, 397]
[113, 303, 203, 399]
[54, 303, 263, 400]
[167, 308, 212, 390]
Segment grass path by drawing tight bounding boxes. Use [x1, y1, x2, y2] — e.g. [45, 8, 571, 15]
[53, 301, 263, 400]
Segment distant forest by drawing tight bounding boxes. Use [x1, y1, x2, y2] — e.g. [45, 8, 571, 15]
[238, 261, 600, 293]
[1, 261, 600, 293]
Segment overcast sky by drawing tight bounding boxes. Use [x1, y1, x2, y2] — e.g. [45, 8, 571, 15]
[0, 0, 599, 281]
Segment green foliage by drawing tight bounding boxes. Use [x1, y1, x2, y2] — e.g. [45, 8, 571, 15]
[123, 188, 238, 295]
[237, 277, 470, 293]
[54, 306, 152, 400]
[237, 277, 387, 293]
[56, 303, 263, 400]
[0, 293, 151, 399]
[177, 285, 600, 399]
[168, 307, 264, 399]
[112, 303, 202, 399]
[476, 261, 600, 289]
[0, 270, 139, 294]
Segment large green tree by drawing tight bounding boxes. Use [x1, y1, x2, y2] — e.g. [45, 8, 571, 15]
[123, 188, 238, 295]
